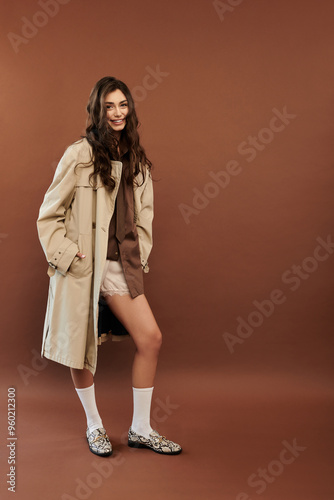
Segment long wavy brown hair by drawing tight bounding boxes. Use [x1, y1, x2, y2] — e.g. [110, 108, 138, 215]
[84, 76, 152, 190]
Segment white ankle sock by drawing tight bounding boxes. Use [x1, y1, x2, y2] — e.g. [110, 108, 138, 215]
[131, 386, 154, 439]
[75, 383, 103, 433]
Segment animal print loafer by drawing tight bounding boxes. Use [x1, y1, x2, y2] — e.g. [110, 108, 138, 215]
[128, 427, 182, 455]
[86, 427, 113, 457]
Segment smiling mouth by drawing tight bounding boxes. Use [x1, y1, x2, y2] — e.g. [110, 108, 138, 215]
[112, 119, 124, 124]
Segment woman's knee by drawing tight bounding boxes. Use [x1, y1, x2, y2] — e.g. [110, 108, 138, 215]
[137, 326, 162, 354]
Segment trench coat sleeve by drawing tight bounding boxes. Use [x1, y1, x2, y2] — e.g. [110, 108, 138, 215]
[36, 146, 80, 276]
[136, 171, 154, 273]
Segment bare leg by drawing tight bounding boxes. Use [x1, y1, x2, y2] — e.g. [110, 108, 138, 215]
[104, 293, 181, 452]
[70, 367, 94, 388]
[104, 293, 162, 388]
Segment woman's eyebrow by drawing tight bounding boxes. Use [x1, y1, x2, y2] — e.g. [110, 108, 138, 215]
[105, 99, 128, 104]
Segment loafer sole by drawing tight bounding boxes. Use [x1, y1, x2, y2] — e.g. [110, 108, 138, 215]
[128, 440, 182, 455]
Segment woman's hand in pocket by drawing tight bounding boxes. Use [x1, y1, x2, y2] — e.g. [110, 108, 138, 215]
[67, 251, 87, 276]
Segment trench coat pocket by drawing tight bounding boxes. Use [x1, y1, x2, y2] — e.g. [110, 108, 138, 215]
[67, 234, 92, 277]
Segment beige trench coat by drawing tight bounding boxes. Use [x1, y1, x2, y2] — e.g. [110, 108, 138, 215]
[37, 138, 153, 375]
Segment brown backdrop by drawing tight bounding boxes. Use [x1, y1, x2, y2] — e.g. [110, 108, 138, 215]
[1, 1, 333, 499]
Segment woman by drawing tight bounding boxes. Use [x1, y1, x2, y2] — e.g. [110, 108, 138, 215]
[37, 77, 182, 457]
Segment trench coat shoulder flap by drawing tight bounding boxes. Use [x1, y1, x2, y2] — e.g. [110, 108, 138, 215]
[73, 138, 150, 195]
[73, 139, 123, 189]
[71, 138, 101, 188]
[54, 137, 120, 189]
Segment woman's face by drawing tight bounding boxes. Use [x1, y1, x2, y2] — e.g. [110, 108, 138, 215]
[104, 89, 129, 136]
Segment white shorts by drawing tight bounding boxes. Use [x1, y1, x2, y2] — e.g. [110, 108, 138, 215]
[100, 259, 130, 298]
